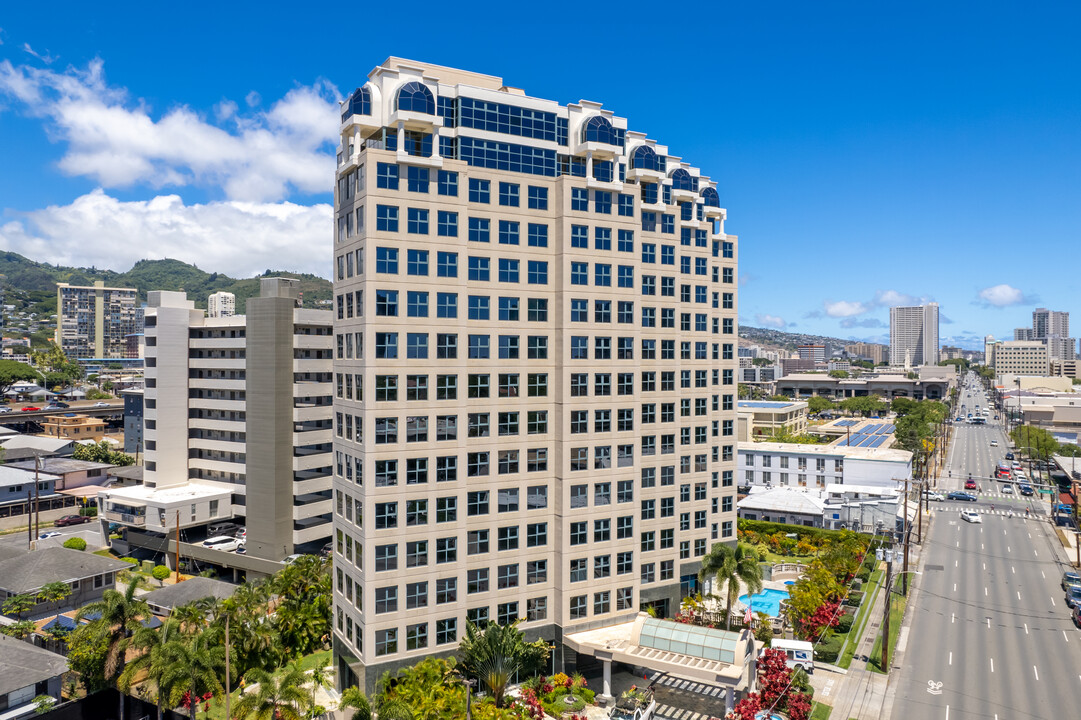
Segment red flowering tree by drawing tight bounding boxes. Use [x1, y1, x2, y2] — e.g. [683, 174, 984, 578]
[728, 648, 812, 719]
[727, 692, 762, 719]
[787, 690, 813, 720]
[794, 598, 842, 642]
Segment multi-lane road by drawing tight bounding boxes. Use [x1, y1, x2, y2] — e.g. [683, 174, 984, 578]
[891, 375, 1081, 719]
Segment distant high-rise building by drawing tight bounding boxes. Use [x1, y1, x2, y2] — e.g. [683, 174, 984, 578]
[1032, 308, 1068, 340]
[1013, 327, 1034, 341]
[889, 303, 939, 367]
[331, 58, 737, 691]
[797, 344, 825, 362]
[207, 291, 236, 318]
[844, 342, 888, 365]
[984, 335, 998, 366]
[55, 281, 141, 359]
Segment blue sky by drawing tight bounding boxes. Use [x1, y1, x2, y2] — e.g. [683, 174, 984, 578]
[1, 1, 1079, 349]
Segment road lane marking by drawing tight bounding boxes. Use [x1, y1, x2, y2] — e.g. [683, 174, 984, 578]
[1024, 623, 1029, 634]
[985, 587, 988, 596]
[949, 651, 952, 665]
[982, 543, 985, 550]
[946, 704, 950, 719]
[1017, 591, 1021, 600]
[987, 617, 991, 628]
[957, 541, 960, 547]
[1007, 546, 1011, 553]
[1034, 665, 1039, 681]
[1011, 566, 1015, 574]
[983, 562, 986, 570]
[1035, 549, 1039, 557]
[990, 657, 994, 672]
[1042, 570, 1046, 579]
[951, 613, 955, 624]
[1052, 597, 1056, 607]
[953, 583, 957, 592]
[1064, 630, 1070, 643]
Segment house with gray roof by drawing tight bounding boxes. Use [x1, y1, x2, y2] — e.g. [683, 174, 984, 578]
[0, 548, 128, 620]
[0, 436, 75, 462]
[142, 577, 236, 616]
[0, 633, 67, 719]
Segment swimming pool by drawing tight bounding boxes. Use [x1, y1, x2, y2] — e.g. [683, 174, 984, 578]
[738, 588, 790, 617]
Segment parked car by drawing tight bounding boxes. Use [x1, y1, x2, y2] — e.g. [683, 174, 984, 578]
[1073, 605, 1081, 629]
[39, 531, 63, 539]
[20, 406, 40, 412]
[1067, 585, 1081, 609]
[961, 510, 982, 524]
[54, 514, 91, 527]
[208, 522, 241, 537]
[234, 540, 246, 554]
[320, 542, 333, 557]
[1063, 571, 1081, 591]
[947, 491, 978, 502]
[203, 536, 241, 552]
[283, 554, 304, 565]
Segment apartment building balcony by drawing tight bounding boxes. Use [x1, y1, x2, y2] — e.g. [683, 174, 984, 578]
[294, 496, 332, 520]
[293, 474, 332, 496]
[189, 337, 246, 350]
[189, 437, 244, 454]
[293, 334, 331, 351]
[704, 205, 726, 220]
[293, 359, 332, 373]
[293, 381, 332, 396]
[672, 186, 698, 203]
[189, 357, 246, 370]
[626, 165, 666, 183]
[188, 418, 245, 433]
[294, 428, 332, 446]
[188, 457, 246, 475]
[189, 378, 246, 392]
[190, 398, 245, 412]
[105, 509, 146, 526]
[293, 520, 333, 546]
[294, 453, 331, 474]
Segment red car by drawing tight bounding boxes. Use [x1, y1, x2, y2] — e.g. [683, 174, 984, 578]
[964, 479, 978, 490]
[1073, 605, 1081, 629]
[55, 515, 91, 527]
[20, 406, 41, 412]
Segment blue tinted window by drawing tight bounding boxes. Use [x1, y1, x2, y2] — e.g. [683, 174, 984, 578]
[661, 215, 675, 234]
[618, 266, 634, 289]
[527, 223, 548, 247]
[468, 335, 490, 359]
[402, 131, 432, 158]
[641, 183, 658, 205]
[376, 205, 398, 232]
[723, 241, 734, 259]
[680, 202, 693, 221]
[499, 297, 519, 321]
[498, 220, 519, 245]
[468, 217, 490, 243]
[469, 179, 490, 203]
[661, 246, 674, 265]
[618, 194, 634, 217]
[571, 299, 588, 322]
[528, 261, 548, 285]
[468, 257, 490, 282]
[459, 137, 557, 177]
[571, 225, 588, 249]
[662, 184, 671, 205]
[498, 258, 520, 283]
[641, 276, 655, 295]
[407, 249, 428, 276]
[570, 262, 588, 285]
[397, 82, 435, 114]
[681, 256, 691, 274]
[407, 208, 429, 234]
[571, 187, 589, 211]
[642, 243, 656, 263]
[436, 293, 457, 318]
[681, 228, 692, 246]
[437, 96, 457, 127]
[407, 333, 428, 359]
[641, 211, 657, 232]
[438, 170, 458, 196]
[631, 144, 665, 172]
[696, 229, 708, 247]
[375, 289, 398, 316]
[527, 186, 548, 210]
[571, 336, 588, 359]
[671, 168, 697, 191]
[593, 160, 613, 183]
[438, 211, 458, 237]
[558, 155, 587, 177]
[437, 252, 457, 277]
[377, 163, 399, 190]
[458, 97, 559, 142]
[375, 332, 397, 359]
[376, 247, 398, 274]
[407, 292, 428, 317]
[702, 187, 720, 207]
[439, 136, 457, 159]
[499, 335, 519, 359]
[581, 115, 624, 146]
[468, 295, 490, 320]
[696, 257, 707, 276]
[595, 264, 611, 286]
[595, 227, 611, 251]
[661, 277, 674, 296]
[498, 182, 520, 207]
[342, 86, 371, 122]
[618, 229, 634, 253]
[594, 191, 612, 214]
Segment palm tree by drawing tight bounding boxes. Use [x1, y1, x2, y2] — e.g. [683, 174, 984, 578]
[158, 633, 225, 720]
[233, 666, 310, 720]
[456, 621, 527, 708]
[337, 687, 372, 720]
[306, 664, 333, 717]
[171, 598, 213, 636]
[118, 617, 180, 720]
[698, 542, 763, 630]
[76, 577, 150, 720]
[2, 592, 37, 620]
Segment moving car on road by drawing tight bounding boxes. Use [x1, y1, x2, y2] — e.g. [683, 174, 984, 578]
[1019, 484, 1034, 496]
[927, 492, 945, 502]
[1001, 483, 1014, 494]
[965, 479, 978, 490]
[947, 491, 978, 502]
[990, 439, 998, 447]
[92, 401, 111, 408]
[20, 406, 40, 412]
[1005, 452, 1015, 460]
[961, 510, 982, 523]
[54, 514, 91, 527]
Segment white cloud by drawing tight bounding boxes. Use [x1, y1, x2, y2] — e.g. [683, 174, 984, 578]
[872, 289, 924, 307]
[21, 43, 56, 64]
[0, 189, 332, 278]
[824, 300, 869, 318]
[977, 284, 1031, 307]
[0, 58, 340, 202]
[754, 313, 787, 329]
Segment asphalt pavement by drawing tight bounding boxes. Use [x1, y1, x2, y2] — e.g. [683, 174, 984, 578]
[0, 521, 102, 550]
[890, 375, 1081, 719]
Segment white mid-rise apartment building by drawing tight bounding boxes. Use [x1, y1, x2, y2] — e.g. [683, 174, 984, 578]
[739, 442, 912, 491]
[992, 340, 1050, 376]
[101, 279, 334, 565]
[331, 58, 738, 690]
[889, 303, 939, 367]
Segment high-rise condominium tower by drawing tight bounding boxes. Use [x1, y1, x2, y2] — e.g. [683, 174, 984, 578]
[889, 303, 939, 367]
[55, 281, 141, 359]
[330, 58, 738, 690]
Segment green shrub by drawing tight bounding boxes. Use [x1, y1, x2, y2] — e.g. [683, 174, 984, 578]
[78, 506, 98, 517]
[120, 557, 138, 565]
[814, 637, 842, 663]
[62, 537, 87, 551]
[851, 579, 863, 592]
[846, 591, 864, 607]
[837, 613, 854, 634]
[856, 568, 871, 583]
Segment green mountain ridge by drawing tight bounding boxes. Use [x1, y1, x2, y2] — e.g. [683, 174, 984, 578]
[0, 252, 333, 316]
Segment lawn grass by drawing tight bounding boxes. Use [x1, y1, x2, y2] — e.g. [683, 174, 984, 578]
[810, 701, 833, 719]
[838, 568, 883, 670]
[868, 589, 908, 673]
[757, 551, 816, 566]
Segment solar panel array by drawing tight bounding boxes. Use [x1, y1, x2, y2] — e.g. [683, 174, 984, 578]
[835, 422, 895, 448]
[835, 419, 859, 427]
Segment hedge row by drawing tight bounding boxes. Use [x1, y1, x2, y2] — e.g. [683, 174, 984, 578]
[738, 519, 875, 546]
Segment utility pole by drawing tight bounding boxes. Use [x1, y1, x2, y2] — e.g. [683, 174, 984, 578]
[174, 510, 181, 583]
[879, 548, 895, 670]
[902, 477, 910, 595]
[225, 613, 231, 720]
[33, 453, 41, 542]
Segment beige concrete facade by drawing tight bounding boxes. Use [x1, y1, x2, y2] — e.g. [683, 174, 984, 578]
[331, 58, 738, 690]
[55, 281, 140, 359]
[42, 414, 106, 441]
[992, 341, 1049, 377]
[737, 400, 808, 441]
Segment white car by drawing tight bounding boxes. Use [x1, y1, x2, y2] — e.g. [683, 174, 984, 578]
[1001, 483, 1014, 494]
[202, 536, 241, 552]
[0, 407, 11, 414]
[1014, 472, 1028, 483]
[39, 531, 63, 539]
[990, 440, 998, 447]
[961, 510, 982, 524]
[927, 492, 945, 502]
[92, 401, 111, 408]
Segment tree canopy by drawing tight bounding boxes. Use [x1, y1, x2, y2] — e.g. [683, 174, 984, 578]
[0, 359, 41, 395]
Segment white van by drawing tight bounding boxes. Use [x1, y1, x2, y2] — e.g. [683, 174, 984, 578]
[769, 639, 815, 673]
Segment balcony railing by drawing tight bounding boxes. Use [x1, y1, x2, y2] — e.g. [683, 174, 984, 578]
[106, 511, 146, 526]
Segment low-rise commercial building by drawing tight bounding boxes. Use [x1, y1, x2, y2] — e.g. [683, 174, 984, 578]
[992, 340, 1049, 377]
[739, 441, 912, 491]
[737, 400, 808, 441]
[42, 414, 107, 442]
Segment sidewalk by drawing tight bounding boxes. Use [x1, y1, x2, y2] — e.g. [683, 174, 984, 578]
[825, 513, 930, 720]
